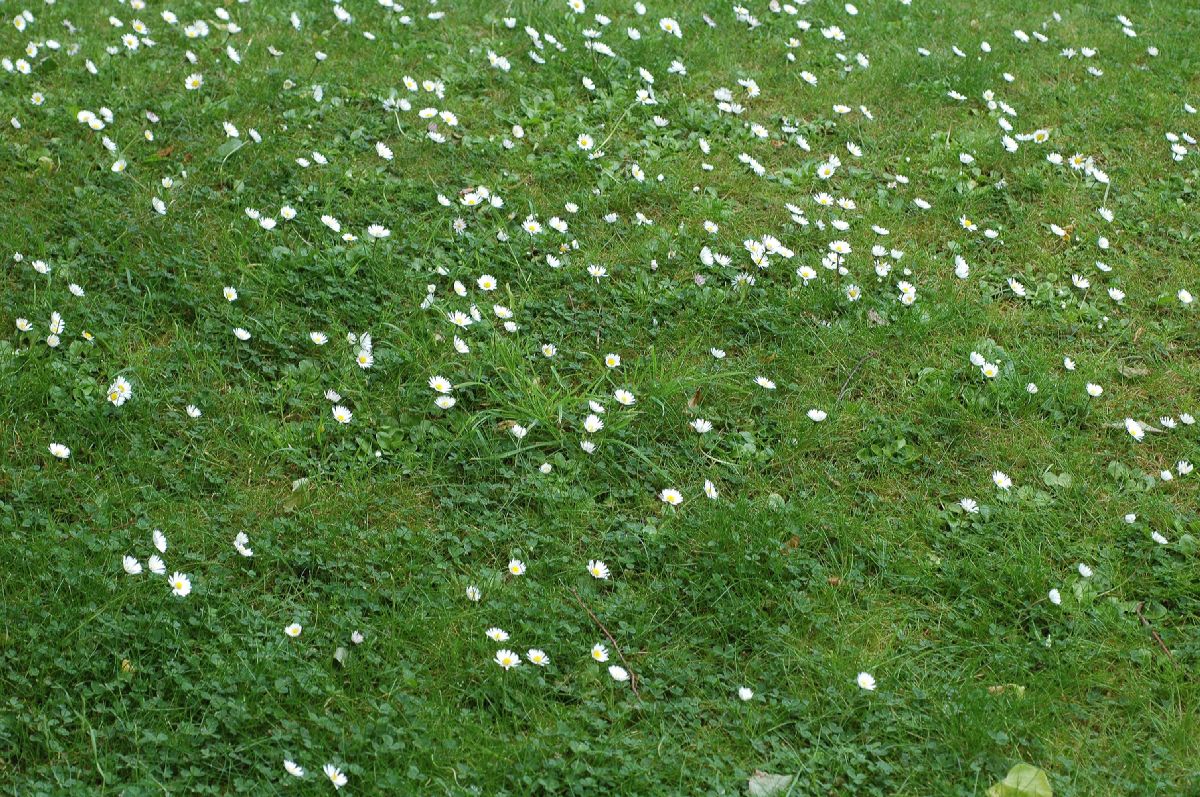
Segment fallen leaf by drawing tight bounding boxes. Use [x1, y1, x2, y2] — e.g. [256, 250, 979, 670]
[987, 684, 1026, 697]
[748, 770, 794, 797]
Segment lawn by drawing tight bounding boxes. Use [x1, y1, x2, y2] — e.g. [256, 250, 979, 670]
[1, 0, 1198, 794]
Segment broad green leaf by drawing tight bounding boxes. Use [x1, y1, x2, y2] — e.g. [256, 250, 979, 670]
[986, 763, 1053, 797]
[216, 138, 245, 160]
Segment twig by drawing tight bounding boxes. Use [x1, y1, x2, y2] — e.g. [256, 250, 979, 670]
[836, 351, 878, 402]
[1135, 602, 1177, 666]
[1103, 421, 1165, 434]
[569, 587, 641, 699]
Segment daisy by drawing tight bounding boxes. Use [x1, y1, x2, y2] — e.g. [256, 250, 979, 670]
[494, 649, 521, 670]
[284, 760, 305, 778]
[184, 73, 203, 90]
[588, 560, 610, 579]
[285, 623, 302, 637]
[332, 405, 353, 424]
[122, 556, 142, 575]
[614, 389, 635, 406]
[608, 665, 630, 681]
[738, 687, 753, 701]
[49, 443, 70, 459]
[856, 672, 876, 691]
[527, 649, 550, 666]
[754, 376, 776, 390]
[992, 471, 1012, 490]
[583, 414, 604, 434]
[169, 572, 192, 597]
[466, 585, 482, 602]
[591, 643, 609, 662]
[485, 627, 509, 642]
[322, 764, 347, 790]
[107, 376, 133, 407]
[508, 559, 526, 576]
[659, 488, 683, 506]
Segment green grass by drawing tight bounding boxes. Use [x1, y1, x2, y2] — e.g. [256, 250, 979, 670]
[2, 0, 1199, 794]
